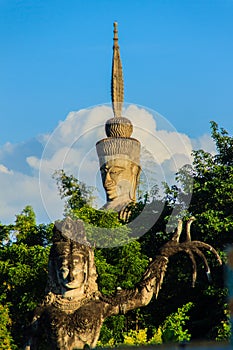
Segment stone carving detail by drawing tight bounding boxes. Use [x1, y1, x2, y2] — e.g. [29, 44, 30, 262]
[26, 217, 221, 349]
[111, 22, 124, 119]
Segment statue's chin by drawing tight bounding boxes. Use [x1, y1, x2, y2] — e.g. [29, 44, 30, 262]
[105, 186, 131, 201]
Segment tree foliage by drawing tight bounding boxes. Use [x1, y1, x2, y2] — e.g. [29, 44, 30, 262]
[53, 169, 95, 212]
[0, 207, 52, 348]
[98, 302, 193, 347]
[164, 121, 233, 339]
[176, 121, 233, 247]
[0, 303, 15, 350]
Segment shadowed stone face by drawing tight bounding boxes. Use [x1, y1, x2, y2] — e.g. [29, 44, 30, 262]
[100, 158, 141, 205]
[56, 251, 87, 291]
[50, 241, 93, 299]
[46, 219, 98, 300]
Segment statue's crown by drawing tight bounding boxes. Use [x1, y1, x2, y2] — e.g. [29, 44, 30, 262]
[54, 217, 91, 248]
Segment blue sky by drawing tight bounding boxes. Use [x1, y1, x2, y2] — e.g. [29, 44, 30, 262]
[1, 0, 233, 144]
[0, 0, 233, 224]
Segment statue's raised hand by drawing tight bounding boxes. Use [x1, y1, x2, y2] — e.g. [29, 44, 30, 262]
[141, 218, 222, 297]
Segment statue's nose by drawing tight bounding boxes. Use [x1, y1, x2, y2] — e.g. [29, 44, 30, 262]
[104, 172, 114, 186]
[68, 269, 75, 282]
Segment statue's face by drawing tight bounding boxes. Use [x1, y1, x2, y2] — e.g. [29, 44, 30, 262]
[100, 158, 139, 202]
[56, 250, 87, 291]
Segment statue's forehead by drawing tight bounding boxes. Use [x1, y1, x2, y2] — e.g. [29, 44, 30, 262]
[72, 251, 86, 259]
[54, 242, 89, 258]
[56, 251, 87, 266]
[103, 158, 132, 168]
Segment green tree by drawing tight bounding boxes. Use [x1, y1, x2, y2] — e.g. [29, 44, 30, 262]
[53, 169, 95, 212]
[176, 121, 233, 247]
[0, 207, 52, 348]
[112, 240, 148, 289]
[164, 121, 233, 339]
[0, 303, 15, 350]
[161, 302, 193, 343]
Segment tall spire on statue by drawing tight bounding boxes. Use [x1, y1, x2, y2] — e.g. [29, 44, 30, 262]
[111, 22, 124, 118]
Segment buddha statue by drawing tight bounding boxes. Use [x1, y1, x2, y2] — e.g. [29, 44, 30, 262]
[96, 135, 141, 215]
[96, 22, 141, 217]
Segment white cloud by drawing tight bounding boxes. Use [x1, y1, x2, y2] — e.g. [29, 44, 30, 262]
[0, 170, 56, 224]
[0, 164, 13, 174]
[0, 104, 212, 224]
[191, 133, 216, 154]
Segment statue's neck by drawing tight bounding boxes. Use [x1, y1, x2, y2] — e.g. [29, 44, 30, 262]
[103, 196, 133, 211]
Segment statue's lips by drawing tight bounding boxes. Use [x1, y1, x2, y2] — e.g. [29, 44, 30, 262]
[63, 281, 82, 289]
[105, 185, 117, 198]
[105, 184, 115, 191]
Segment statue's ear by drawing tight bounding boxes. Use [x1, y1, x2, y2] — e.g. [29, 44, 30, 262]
[132, 164, 141, 184]
[130, 164, 141, 201]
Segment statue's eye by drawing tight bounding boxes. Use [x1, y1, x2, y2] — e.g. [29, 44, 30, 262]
[110, 169, 123, 175]
[73, 258, 80, 265]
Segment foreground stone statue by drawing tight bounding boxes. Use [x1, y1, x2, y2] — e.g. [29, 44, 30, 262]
[25, 216, 221, 349]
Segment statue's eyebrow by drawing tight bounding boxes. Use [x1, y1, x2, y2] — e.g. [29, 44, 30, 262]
[110, 166, 124, 170]
[72, 255, 84, 261]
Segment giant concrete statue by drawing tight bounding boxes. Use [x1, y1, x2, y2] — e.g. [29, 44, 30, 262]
[96, 22, 141, 218]
[26, 216, 221, 349]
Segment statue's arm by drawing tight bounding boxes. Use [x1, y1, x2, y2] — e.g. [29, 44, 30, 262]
[103, 254, 169, 317]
